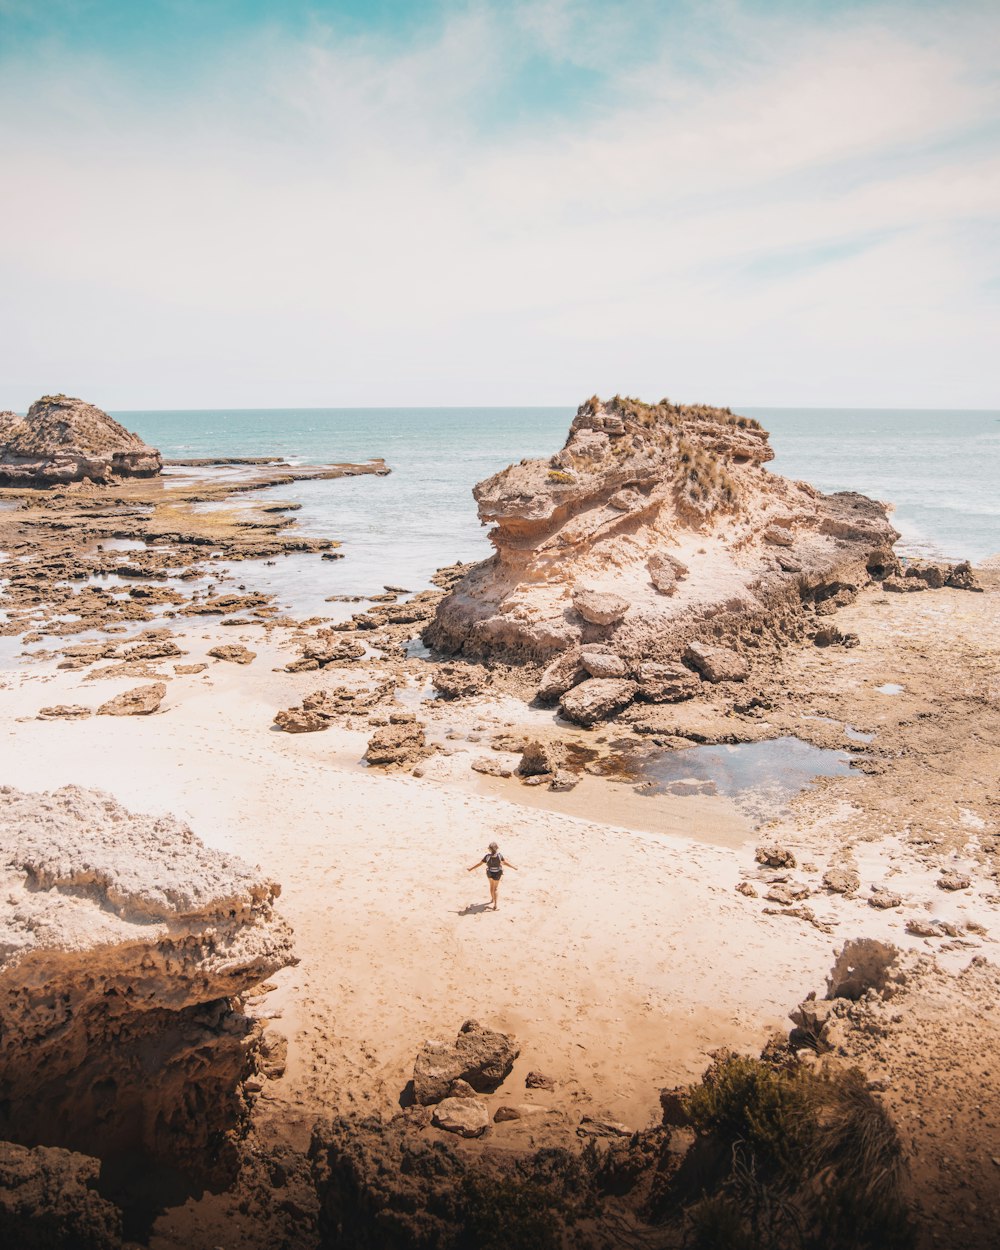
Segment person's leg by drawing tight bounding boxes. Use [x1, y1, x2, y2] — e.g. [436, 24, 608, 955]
[490, 876, 500, 909]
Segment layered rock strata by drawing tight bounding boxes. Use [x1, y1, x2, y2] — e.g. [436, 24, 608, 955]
[0, 785, 294, 1184]
[0, 395, 162, 484]
[426, 396, 900, 707]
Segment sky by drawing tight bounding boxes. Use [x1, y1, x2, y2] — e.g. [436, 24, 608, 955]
[0, 0, 998, 410]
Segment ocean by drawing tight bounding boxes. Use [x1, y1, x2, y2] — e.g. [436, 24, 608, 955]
[119, 406, 1000, 615]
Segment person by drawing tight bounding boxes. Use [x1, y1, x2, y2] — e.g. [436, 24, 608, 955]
[467, 840, 517, 910]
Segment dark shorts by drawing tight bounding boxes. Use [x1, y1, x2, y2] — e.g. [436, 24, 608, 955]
[487, 870, 503, 880]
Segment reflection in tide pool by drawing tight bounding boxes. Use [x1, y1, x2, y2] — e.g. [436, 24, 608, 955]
[636, 736, 856, 809]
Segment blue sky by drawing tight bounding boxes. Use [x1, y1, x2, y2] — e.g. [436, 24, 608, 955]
[1, 0, 997, 408]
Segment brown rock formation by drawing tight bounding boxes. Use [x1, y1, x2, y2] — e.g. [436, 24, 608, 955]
[0, 396, 161, 484]
[0, 1141, 123, 1249]
[426, 396, 899, 698]
[0, 785, 294, 1184]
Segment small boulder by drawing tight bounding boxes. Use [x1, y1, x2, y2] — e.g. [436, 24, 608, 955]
[432, 1097, 490, 1138]
[647, 552, 689, 594]
[580, 649, 628, 679]
[208, 644, 256, 665]
[471, 756, 512, 778]
[683, 641, 748, 683]
[37, 705, 92, 720]
[938, 871, 971, 891]
[822, 866, 860, 894]
[525, 1071, 555, 1091]
[946, 561, 981, 592]
[735, 881, 758, 898]
[494, 1106, 521, 1123]
[635, 662, 700, 703]
[548, 769, 579, 792]
[576, 1115, 632, 1139]
[755, 844, 796, 869]
[431, 663, 484, 699]
[517, 739, 566, 777]
[173, 663, 207, 675]
[274, 708, 329, 733]
[536, 646, 590, 702]
[97, 683, 165, 716]
[571, 587, 629, 627]
[412, 1019, 519, 1105]
[868, 887, 902, 910]
[559, 678, 637, 727]
[364, 720, 427, 767]
[905, 919, 939, 938]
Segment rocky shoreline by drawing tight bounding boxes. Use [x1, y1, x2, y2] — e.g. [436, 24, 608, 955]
[1, 396, 997, 1247]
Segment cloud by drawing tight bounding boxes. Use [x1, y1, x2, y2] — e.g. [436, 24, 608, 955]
[0, 0, 997, 408]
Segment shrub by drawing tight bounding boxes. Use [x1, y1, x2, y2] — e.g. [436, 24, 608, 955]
[684, 1055, 815, 1177]
[454, 1175, 565, 1250]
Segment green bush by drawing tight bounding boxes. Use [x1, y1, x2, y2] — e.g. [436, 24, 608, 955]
[454, 1175, 563, 1250]
[683, 1055, 815, 1177]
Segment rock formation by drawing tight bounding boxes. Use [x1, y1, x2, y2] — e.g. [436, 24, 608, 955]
[0, 395, 161, 484]
[412, 1019, 519, 1105]
[426, 396, 900, 713]
[0, 785, 294, 1185]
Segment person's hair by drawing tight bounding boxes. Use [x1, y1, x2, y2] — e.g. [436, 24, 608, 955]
[488, 841, 499, 851]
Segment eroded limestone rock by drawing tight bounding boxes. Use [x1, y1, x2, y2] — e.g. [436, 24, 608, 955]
[412, 1019, 519, 1105]
[0, 395, 161, 484]
[0, 785, 294, 1181]
[96, 682, 165, 716]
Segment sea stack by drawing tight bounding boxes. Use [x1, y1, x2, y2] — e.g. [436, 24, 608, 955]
[0, 394, 162, 484]
[426, 395, 900, 696]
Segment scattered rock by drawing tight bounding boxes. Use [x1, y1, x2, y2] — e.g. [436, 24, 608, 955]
[516, 739, 566, 777]
[208, 644, 256, 665]
[579, 649, 628, 679]
[525, 1071, 555, 1091]
[868, 887, 903, 910]
[755, 844, 796, 869]
[470, 757, 512, 778]
[559, 678, 637, 727]
[431, 1096, 490, 1138]
[493, 1105, 521, 1123]
[37, 705, 92, 720]
[274, 708, 329, 734]
[431, 663, 484, 699]
[96, 683, 165, 716]
[634, 661, 701, 703]
[946, 560, 982, 591]
[364, 720, 428, 768]
[572, 587, 630, 627]
[576, 1115, 632, 1139]
[905, 920, 940, 938]
[412, 1019, 519, 1105]
[548, 769, 579, 792]
[447, 1079, 478, 1099]
[735, 881, 758, 898]
[683, 641, 749, 683]
[938, 871, 971, 891]
[827, 938, 898, 1000]
[647, 551, 688, 594]
[822, 866, 860, 894]
[173, 663, 208, 675]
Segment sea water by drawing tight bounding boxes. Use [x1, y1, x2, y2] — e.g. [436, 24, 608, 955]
[118, 406, 999, 613]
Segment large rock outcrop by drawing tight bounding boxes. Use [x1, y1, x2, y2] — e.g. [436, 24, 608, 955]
[0, 395, 161, 484]
[0, 785, 294, 1184]
[425, 396, 899, 690]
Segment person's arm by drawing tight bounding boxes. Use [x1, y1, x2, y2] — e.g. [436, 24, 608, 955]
[467, 860, 484, 872]
[502, 857, 518, 870]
